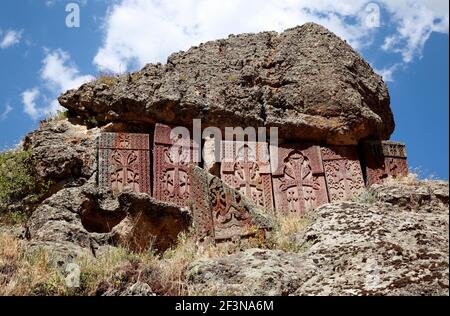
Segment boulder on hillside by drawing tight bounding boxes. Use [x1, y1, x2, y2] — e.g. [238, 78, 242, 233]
[186, 180, 449, 296]
[59, 23, 393, 145]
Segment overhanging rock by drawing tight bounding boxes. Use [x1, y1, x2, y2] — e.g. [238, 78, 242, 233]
[59, 22, 394, 145]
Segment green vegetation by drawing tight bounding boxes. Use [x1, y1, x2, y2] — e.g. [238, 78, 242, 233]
[355, 190, 378, 205]
[0, 150, 35, 211]
[46, 110, 69, 122]
[0, 149, 51, 223]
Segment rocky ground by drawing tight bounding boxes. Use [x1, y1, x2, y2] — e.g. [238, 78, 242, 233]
[1, 177, 448, 296]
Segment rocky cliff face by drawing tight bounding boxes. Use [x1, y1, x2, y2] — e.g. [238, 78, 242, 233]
[186, 180, 449, 296]
[0, 23, 447, 297]
[59, 23, 393, 145]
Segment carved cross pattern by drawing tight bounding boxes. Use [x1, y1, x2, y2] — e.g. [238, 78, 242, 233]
[110, 149, 140, 192]
[230, 145, 265, 206]
[209, 177, 250, 227]
[326, 160, 354, 200]
[160, 146, 190, 203]
[279, 151, 318, 214]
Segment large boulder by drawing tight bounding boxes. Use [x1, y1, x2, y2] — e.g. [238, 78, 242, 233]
[186, 180, 449, 296]
[26, 180, 192, 266]
[22, 120, 99, 189]
[59, 23, 393, 145]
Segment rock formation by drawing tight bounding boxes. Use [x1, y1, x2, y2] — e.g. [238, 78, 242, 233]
[0, 22, 447, 296]
[59, 23, 393, 145]
[186, 181, 449, 296]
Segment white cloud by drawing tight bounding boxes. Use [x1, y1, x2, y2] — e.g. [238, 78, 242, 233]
[22, 50, 94, 120]
[22, 88, 41, 120]
[93, 0, 449, 81]
[0, 29, 22, 49]
[0, 104, 12, 120]
[380, 0, 449, 63]
[41, 49, 94, 93]
[373, 63, 401, 82]
[94, 0, 374, 73]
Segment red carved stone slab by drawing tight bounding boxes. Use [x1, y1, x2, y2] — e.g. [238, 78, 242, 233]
[188, 165, 215, 241]
[363, 140, 408, 185]
[270, 144, 328, 215]
[98, 132, 151, 194]
[321, 146, 365, 202]
[153, 123, 199, 207]
[220, 141, 274, 213]
[188, 165, 271, 242]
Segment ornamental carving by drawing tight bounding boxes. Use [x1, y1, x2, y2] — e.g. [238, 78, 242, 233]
[153, 123, 199, 207]
[271, 144, 328, 215]
[98, 132, 151, 194]
[321, 146, 365, 202]
[363, 141, 408, 185]
[221, 141, 274, 212]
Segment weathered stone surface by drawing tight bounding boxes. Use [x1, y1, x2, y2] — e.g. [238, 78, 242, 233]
[153, 123, 199, 207]
[188, 166, 274, 242]
[321, 146, 365, 202]
[112, 191, 191, 252]
[98, 132, 151, 194]
[363, 140, 408, 185]
[221, 141, 274, 212]
[23, 120, 98, 187]
[186, 180, 449, 296]
[26, 181, 121, 265]
[186, 248, 316, 295]
[59, 23, 393, 145]
[271, 144, 328, 215]
[26, 178, 191, 264]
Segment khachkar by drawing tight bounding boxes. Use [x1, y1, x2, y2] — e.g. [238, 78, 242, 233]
[321, 146, 365, 202]
[98, 132, 151, 194]
[271, 144, 328, 215]
[363, 140, 408, 185]
[188, 165, 273, 242]
[220, 141, 274, 213]
[153, 123, 200, 207]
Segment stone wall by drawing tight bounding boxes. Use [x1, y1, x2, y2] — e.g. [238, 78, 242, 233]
[96, 123, 409, 241]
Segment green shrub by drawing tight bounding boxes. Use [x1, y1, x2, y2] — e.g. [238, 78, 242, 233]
[46, 110, 69, 122]
[0, 149, 50, 220]
[355, 190, 378, 205]
[0, 150, 35, 210]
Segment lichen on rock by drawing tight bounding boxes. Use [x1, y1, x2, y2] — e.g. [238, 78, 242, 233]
[59, 23, 393, 145]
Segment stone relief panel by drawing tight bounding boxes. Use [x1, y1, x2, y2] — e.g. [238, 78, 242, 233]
[271, 144, 328, 215]
[321, 146, 365, 202]
[153, 123, 199, 207]
[188, 165, 215, 241]
[188, 165, 272, 242]
[98, 132, 151, 194]
[220, 141, 274, 212]
[363, 141, 408, 185]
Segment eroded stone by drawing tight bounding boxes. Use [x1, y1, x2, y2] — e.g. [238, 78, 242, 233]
[98, 132, 151, 194]
[271, 144, 328, 215]
[321, 146, 365, 202]
[188, 165, 274, 242]
[153, 123, 199, 207]
[220, 141, 274, 212]
[363, 141, 408, 185]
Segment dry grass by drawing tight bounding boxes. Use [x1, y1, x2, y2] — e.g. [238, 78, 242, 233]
[384, 173, 419, 185]
[0, 233, 66, 295]
[0, 210, 312, 296]
[268, 212, 310, 252]
[97, 74, 119, 86]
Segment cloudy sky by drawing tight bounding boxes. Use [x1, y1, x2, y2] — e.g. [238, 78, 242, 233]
[0, 0, 448, 179]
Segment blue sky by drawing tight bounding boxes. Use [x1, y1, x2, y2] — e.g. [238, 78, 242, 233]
[0, 0, 448, 179]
